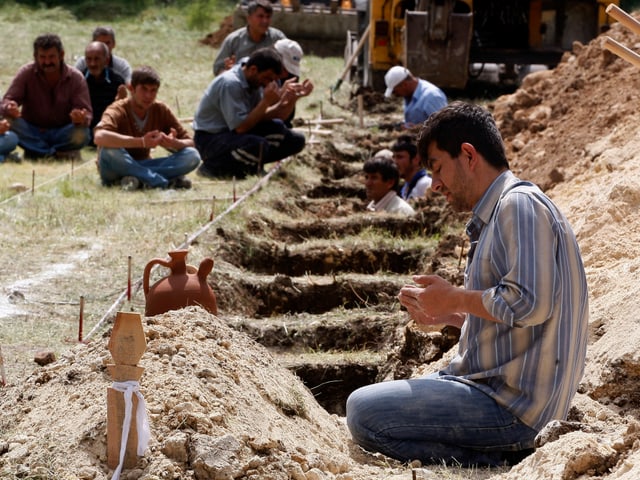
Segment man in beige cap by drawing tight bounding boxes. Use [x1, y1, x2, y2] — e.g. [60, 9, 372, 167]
[272, 38, 314, 127]
[384, 65, 447, 129]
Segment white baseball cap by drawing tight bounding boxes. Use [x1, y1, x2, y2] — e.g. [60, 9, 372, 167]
[275, 39, 303, 77]
[384, 66, 410, 98]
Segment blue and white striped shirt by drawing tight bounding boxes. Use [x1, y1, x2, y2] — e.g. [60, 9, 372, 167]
[443, 171, 588, 432]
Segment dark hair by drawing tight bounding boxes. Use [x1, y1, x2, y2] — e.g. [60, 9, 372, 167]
[92, 26, 116, 41]
[248, 0, 274, 15]
[246, 48, 282, 75]
[391, 134, 417, 158]
[33, 33, 63, 56]
[417, 101, 509, 170]
[131, 66, 161, 87]
[364, 156, 400, 190]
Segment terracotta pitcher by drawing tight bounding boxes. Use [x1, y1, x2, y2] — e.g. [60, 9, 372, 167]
[143, 250, 218, 316]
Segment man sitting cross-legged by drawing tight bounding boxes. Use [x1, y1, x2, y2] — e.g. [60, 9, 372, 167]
[94, 66, 200, 191]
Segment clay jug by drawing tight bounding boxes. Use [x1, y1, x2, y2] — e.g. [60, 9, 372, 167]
[143, 250, 218, 316]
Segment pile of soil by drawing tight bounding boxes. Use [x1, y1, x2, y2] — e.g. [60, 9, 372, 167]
[4, 13, 640, 480]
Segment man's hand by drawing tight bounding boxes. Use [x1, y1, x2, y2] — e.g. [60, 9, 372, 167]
[0, 119, 10, 134]
[223, 54, 236, 71]
[70, 108, 89, 126]
[263, 81, 281, 106]
[158, 128, 182, 151]
[116, 84, 128, 100]
[2, 100, 20, 120]
[398, 275, 462, 320]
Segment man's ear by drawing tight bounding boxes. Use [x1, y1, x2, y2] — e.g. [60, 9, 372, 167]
[460, 142, 478, 169]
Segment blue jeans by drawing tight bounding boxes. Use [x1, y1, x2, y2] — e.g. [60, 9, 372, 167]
[346, 372, 538, 466]
[0, 131, 19, 162]
[98, 147, 201, 188]
[10, 118, 90, 156]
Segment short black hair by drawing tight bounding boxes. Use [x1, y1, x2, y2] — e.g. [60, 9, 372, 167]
[131, 66, 161, 88]
[417, 101, 509, 170]
[33, 33, 63, 56]
[364, 156, 400, 190]
[246, 48, 282, 75]
[248, 0, 274, 15]
[391, 134, 417, 158]
[92, 26, 116, 41]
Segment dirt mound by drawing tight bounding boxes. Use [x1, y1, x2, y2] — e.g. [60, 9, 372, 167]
[199, 16, 234, 48]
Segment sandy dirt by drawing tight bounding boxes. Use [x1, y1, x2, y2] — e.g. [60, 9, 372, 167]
[4, 14, 640, 480]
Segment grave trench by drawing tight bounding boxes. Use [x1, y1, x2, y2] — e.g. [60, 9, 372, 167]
[209, 216, 465, 414]
[204, 153, 466, 415]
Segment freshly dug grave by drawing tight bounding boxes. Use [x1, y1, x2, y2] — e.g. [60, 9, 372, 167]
[4, 13, 640, 480]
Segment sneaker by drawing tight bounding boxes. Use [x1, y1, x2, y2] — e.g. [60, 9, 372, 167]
[120, 176, 141, 191]
[6, 151, 22, 163]
[167, 175, 192, 190]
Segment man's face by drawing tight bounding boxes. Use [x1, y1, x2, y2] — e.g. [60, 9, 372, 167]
[84, 45, 109, 78]
[130, 83, 159, 112]
[391, 80, 410, 98]
[427, 143, 473, 212]
[364, 171, 395, 203]
[95, 34, 115, 52]
[246, 7, 272, 36]
[392, 150, 414, 179]
[35, 47, 63, 74]
[245, 65, 278, 88]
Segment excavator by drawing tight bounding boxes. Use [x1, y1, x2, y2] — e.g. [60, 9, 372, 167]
[346, 0, 619, 89]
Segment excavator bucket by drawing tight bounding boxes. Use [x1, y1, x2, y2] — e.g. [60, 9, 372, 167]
[403, 4, 473, 90]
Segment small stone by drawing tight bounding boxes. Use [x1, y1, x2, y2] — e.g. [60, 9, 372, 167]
[34, 350, 56, 366]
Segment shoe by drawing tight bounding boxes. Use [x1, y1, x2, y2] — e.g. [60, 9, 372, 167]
[197, 163, 246, 180]
[6, 151, 22, 163]
[196, 164, 217, 179]
[167, 175, 192, 189]
[120, 176, 141, 191]
[55, 150, 82, 161]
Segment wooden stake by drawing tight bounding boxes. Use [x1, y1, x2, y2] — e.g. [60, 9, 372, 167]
[258, 142, 263, 175]
[603, 36, 640, 69]
[209, 195, 216, 221]
[31, 170, 35, 195]
[78, 295, 84, 342]
[127, 256, 132, 302]
[107, 312, 148, 472]
[233, 176, 237, 202]
[358, 94, 364, 128]
[0, 345, 6, 387]
[606, 4, 640, 37]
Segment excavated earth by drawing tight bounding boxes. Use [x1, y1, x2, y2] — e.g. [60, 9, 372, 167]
[4, 14, 640, 480]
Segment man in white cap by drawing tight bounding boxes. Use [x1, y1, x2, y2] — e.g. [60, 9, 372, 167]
[384, 66, 447, 129]
[272, 38, 314, 127]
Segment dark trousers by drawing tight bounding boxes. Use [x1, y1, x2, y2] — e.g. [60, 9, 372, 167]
[194, 120, 305, 178]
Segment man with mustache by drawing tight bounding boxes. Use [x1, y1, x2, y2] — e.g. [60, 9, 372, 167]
[0, 33, 92, 160]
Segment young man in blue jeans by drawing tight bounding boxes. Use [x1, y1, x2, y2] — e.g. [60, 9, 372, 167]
[346, 102, 588, 466]
[94, 66, 200, 190]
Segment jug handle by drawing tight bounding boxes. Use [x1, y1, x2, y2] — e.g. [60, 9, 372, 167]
[198, 258, 214, 280]
[143, 258, 173, 295]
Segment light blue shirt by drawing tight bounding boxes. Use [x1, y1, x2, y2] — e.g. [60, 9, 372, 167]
[404, 79, 447, 128]
[193, 64, 262, 134]
[444, 171, 588, 432]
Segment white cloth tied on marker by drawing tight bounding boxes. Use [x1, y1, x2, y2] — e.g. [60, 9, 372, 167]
[110, 380, 150, 480]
